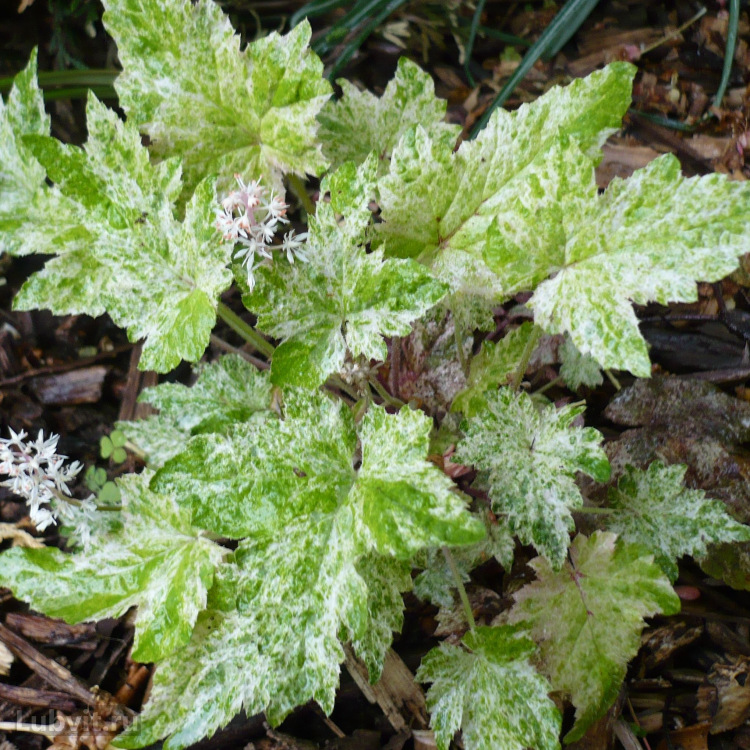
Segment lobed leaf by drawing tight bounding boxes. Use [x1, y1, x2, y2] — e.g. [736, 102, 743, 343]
[509, 532, 680, 742]
[418, 625, 561, 750]
[376, 63, 636, 329]
[13, 95, 233, 373]
[0, 49, 50, 256]
[318, 56, 460, 172]
[451, 322, 538, 416]
[456, 388, 609, 567]
[527, 154, 750, 376]
[0, 473, 225, 663]
[115, 394, 483, 747]
[102, 0, 331, 197]
[244, 155, 448, 388]
[606, 462, 750, 582]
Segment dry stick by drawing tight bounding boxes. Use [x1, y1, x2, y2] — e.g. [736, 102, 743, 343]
[0, 721, 56, 738]
[210, 334, 269, 370]
[0, 623, 98, 708]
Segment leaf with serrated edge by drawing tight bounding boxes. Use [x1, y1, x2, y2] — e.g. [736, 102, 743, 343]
[415, 511, 514, 608]
[559, 335, 603, 391]
[456, 388, 609, 567]
[113, 396, 484, 748]
[244, 154, 448, 388]
[0, 49, 50, 256]
[0, 473, 224, 663]
[509, 532, 680, 742]
[13, 95, 232, 373]
[318, 56, 459, 172]
[528, 154, 750, 376]
[117, 414, 189, 469]
[418, 624, 561, 750]
[102, 0, 331, 197]
[606, 462, 750, 582]
[376, 63, 636, 329]
[452, 322, 538, 416]
[138, 354, 273, 435]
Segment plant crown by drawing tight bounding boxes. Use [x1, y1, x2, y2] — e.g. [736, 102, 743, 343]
[1, 2, 750, 749]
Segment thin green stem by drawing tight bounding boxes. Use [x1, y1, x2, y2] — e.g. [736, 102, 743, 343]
[454, 319, 470, 378]
[534, 374, 564, 396]
[287, 173, 316, 216]
[369, 377, 405, 408]
[575, 506, 615, 515]
[510, 325, 542, 391]
[604, 369, 622, 391]
[443, 547, 476, 632]
[327, 374, 360, 401]
[216, 302, 275, 359]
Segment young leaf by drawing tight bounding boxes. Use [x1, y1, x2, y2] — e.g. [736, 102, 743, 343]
[118, 355, 273, 467]
[527, 154, 750, 376]
[244, 155, 448, 388]
[115, 396, 484, 748]
[451, 322, 538, 416]
[117, 414, 189, 469]
[12, 95, 233, 373]
[509, 532, 680, 742]
[102, 0, 331, 196]
[318, 57, 460, 172]
[0, 49, 50, 256]
[606, 462, 750, 582]
[415, 511, 514, 608]
[137, 354, 273, 435]
[376, 63, 635, 329]
[418, 624, 561, 750]
[559, 335, 603, 390]
[0, 473, 225, 663]
[456, 388, 610, 567]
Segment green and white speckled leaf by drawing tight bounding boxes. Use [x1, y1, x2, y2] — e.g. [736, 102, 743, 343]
[318, 57, 459, 173]
[509, 532, 680, 742]
[606, 462, 750, 582]
[138, 354, 273, 435]
[12, 95, 233, 373]
[528, 154, 750, 376]
[244, 155, 448, 388]
[118, 413, 188, 469]
[0, 473, 224, 663]
[0, 49, 50, 256]
[451, 322, 538, 416]
[559, 335, 603, 391]
[154, 392, 483, 549]
[418, 625, 561, 750]
[114, 396, 482, 748]
[118, 355, 273, 467]
[456, 388, 610, 568]
[414, 511, 514, 608]
[376, 63, 635, 329]
[102, 1, 331, 197]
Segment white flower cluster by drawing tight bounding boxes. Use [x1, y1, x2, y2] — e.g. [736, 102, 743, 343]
[215, 175, 309, 291]
[0, 429, 95, 543]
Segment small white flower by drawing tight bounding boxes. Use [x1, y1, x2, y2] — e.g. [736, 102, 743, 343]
[281, 231, 309, 263]
[0, 429, 87, 533]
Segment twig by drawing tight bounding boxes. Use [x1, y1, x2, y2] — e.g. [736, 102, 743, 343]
[210, 334, 269, 370]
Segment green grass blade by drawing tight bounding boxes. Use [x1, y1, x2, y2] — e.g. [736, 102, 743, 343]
[713, 0, 739, 110]
[464, 0, 487, 87]
[469, 0, 601, 139]
[326, 0, 411, 79]
[291, 0, 349, 29]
